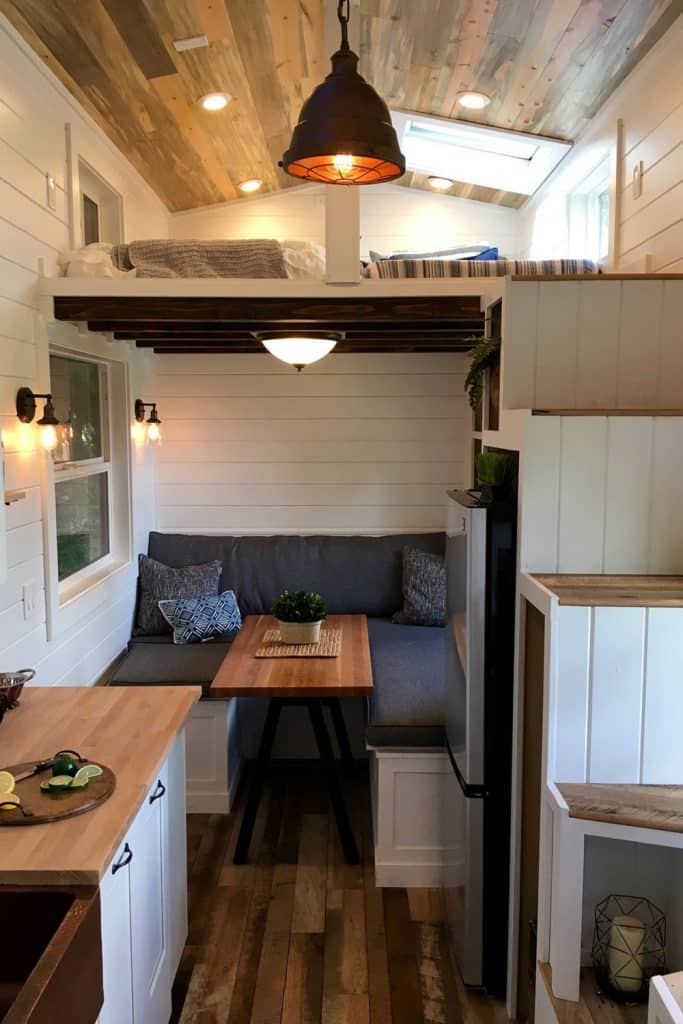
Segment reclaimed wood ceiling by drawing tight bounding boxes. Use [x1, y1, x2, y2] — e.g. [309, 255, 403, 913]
[1, 0, 681, 212]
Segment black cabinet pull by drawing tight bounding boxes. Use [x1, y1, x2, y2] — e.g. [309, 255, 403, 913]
[112, 843, 132, 875]
[149, 779, 166, 804]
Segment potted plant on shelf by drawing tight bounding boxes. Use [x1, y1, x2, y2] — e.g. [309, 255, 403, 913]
[475, 451, 515, 501]
[270, 590, 328, 645]
[464, 336, 501, 415]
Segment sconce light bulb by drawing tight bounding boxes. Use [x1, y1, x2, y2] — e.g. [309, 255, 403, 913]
[147, 421, 161, 445]
[40, 423, 58, 451]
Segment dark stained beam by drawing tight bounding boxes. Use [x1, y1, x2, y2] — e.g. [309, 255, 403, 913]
[92, 317, 484, 334]
[55, 295, 484, 323]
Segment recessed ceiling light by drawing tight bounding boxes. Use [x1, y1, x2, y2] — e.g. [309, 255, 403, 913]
[427, 176, 454, 191]
[456, 91, 491, 110]
[238, 178, 263, 194]
[199, 92, 231, 112]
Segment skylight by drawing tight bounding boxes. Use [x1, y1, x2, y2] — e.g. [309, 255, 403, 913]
[391, 110, 571, 196]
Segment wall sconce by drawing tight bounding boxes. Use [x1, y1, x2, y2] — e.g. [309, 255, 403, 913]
[134, 399, 162, 445]
[16, 387, 60, 451]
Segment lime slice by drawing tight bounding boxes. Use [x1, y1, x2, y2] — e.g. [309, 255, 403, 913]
[0, 771, 15, 795]
[80, 764, 103, 779]
[0, 793, 20, 809]
[48, 775, 73, 791]
[69, 776, 89, 790]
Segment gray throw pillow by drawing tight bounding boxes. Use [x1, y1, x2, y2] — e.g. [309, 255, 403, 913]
[392, 547, 446, 627]
[136, 555, 223, 636]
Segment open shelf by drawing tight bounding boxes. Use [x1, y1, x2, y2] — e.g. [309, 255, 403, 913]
[532, 409, 683, 417]
[532, 574, 683, 607]
[539, 963, 647, 1023]
[557, 783, 683, 834]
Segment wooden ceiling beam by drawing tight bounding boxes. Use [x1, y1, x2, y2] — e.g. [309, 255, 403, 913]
[112, 326, 483, 342]
[141, 337, 476, 353]
[93, 317, 484, 335]
[56, 295, 484, 323]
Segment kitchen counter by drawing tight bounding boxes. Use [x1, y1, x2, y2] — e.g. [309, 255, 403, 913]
[0, 685, 200, 885]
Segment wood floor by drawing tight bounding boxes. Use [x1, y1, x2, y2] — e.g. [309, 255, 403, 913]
[171, 761, 510, 1024]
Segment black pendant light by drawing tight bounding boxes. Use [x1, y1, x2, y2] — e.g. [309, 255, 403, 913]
[281, 0, 405, 185]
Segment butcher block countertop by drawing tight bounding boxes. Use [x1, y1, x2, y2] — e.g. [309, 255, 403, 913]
[557, 783, 683, 834]
[0, 685, 200, 886]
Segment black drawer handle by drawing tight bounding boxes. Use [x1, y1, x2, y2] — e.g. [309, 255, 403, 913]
[112, 843, 132, 875]
[149, 779, 166, 804]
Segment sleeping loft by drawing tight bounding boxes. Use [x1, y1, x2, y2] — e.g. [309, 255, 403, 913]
[0, 2, 683, 1023]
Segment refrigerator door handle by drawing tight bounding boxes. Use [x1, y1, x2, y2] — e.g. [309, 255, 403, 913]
[444, 731, 488, 799]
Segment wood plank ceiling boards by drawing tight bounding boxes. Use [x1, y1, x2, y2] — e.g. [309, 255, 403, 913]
[1, 0, 680, 211]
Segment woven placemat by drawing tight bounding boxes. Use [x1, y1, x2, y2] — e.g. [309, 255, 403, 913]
[254, 628, 342, 658]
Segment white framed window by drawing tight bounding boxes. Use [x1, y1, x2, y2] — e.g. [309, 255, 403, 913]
[44, 349, 132, 634]
[78, 157, 123, 246]
[568, 157, 611, 262]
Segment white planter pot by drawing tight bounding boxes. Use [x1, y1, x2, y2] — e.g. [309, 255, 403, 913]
[277, 619, 323, 645]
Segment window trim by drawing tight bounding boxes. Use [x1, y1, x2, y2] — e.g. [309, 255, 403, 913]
[43, 346, 133, 640]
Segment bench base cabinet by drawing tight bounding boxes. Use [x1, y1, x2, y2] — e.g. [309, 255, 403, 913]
[370, 747, 465, 888]
[98, 733, 187, 1024]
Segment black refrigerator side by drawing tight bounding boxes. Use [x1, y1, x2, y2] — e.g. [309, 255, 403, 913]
[481, 495, 518, 998]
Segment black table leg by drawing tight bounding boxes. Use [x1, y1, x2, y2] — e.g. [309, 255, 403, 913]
[307, 701, 360, 864]
[233, 698, 282, 864]
[324, 698, 355, 765]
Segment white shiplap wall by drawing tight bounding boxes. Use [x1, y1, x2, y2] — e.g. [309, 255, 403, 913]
[155, 352, 468, 534]
[0, 16, 168, 684]
[520, 13, 683, 271]
[170, 183, 521, 260]
[520, 415, 683, 575]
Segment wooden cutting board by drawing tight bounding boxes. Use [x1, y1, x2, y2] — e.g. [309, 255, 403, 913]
[0, 760, 116, 826]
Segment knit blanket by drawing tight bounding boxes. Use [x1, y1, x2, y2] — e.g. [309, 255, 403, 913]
[111, 239, 287, 278]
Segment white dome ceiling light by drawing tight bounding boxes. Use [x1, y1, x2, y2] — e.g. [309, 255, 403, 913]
[254, 332, 342, 371]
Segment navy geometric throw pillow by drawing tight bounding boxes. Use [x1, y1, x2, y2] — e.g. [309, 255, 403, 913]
[158, 591, 242, 645]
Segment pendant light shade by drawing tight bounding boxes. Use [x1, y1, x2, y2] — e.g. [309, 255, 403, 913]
[281, 1, 405, 185]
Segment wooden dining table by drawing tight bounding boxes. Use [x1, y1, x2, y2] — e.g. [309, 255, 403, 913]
[211, 613, 373, 864]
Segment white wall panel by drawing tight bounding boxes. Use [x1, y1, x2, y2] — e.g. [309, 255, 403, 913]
[557, 418, 607, 573]
[553, 606, 591, 783]
[648, 419, 683, 571]
[642, 608, 683, 783]
[155, 352, 467, 534]
[0, 14, 167, 684]
[603, 418, 654, 572]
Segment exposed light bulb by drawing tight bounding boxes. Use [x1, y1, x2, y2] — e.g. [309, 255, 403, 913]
[333, 154, 354, 175]
[456, 91, 491, 110]
[131, 420, 146, 446]
[40, 423, 58, 451]
[146, 421, 162, 445]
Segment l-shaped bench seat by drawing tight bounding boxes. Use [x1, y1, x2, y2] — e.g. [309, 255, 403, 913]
[111, 532, 462, 885]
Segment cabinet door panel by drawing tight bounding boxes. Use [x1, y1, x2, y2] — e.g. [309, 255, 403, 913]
[129, 762, 171, 1024]
[99, 839, 134, 1024]
[166, 733, 188, 976]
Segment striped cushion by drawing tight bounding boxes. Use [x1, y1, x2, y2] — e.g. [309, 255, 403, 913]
[366, 258, 599, 279]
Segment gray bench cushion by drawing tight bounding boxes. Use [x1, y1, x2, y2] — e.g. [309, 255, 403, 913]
[366, 617, 446, 748]
[110, 639, 232, 697]
[147, 532, 445, 617]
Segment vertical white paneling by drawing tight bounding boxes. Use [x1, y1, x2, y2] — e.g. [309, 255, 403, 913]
[642, 608, 683, 783]
[557, 418, 608, 573]
[616, 281, 664, 408]
[649, 419, 683, 573]
[502, 281, 539, 410]
[553, 606, 591, 782]
[603, 418, 654, 572]
[657, 281, 683, 408]
[534, 282, 580, 410]
[325, 185, 360, 284]
[575, 281, 621, 408]
[588, 607, 646, 783]
[518, 416, 561, 571]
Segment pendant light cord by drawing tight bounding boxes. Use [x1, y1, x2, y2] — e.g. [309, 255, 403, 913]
[337, 0, 350, 51]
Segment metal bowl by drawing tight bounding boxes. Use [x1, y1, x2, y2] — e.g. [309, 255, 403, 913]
[0, 669, 35, 709]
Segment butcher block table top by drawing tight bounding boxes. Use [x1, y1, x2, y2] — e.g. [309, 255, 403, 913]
[557, 782, 683, 834]
[0, 685, 200, 886]
[211, 614, 373, 698]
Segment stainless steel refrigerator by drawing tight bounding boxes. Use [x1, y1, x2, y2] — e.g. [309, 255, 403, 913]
[444, 484, 517, 998]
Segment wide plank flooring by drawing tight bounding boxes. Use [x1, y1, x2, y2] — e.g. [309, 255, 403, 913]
[171, 761, 510, 1024]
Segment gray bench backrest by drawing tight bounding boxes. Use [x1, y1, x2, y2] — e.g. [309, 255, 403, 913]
[147, 532, 445, 617]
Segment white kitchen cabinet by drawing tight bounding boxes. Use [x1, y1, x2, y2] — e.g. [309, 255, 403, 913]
[99, 732, 187, 1024]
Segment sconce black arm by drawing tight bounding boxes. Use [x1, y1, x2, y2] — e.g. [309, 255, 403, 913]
[16, 387, 58, 426]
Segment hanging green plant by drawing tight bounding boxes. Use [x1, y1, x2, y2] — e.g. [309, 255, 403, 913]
[464, 336, 501, 411]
